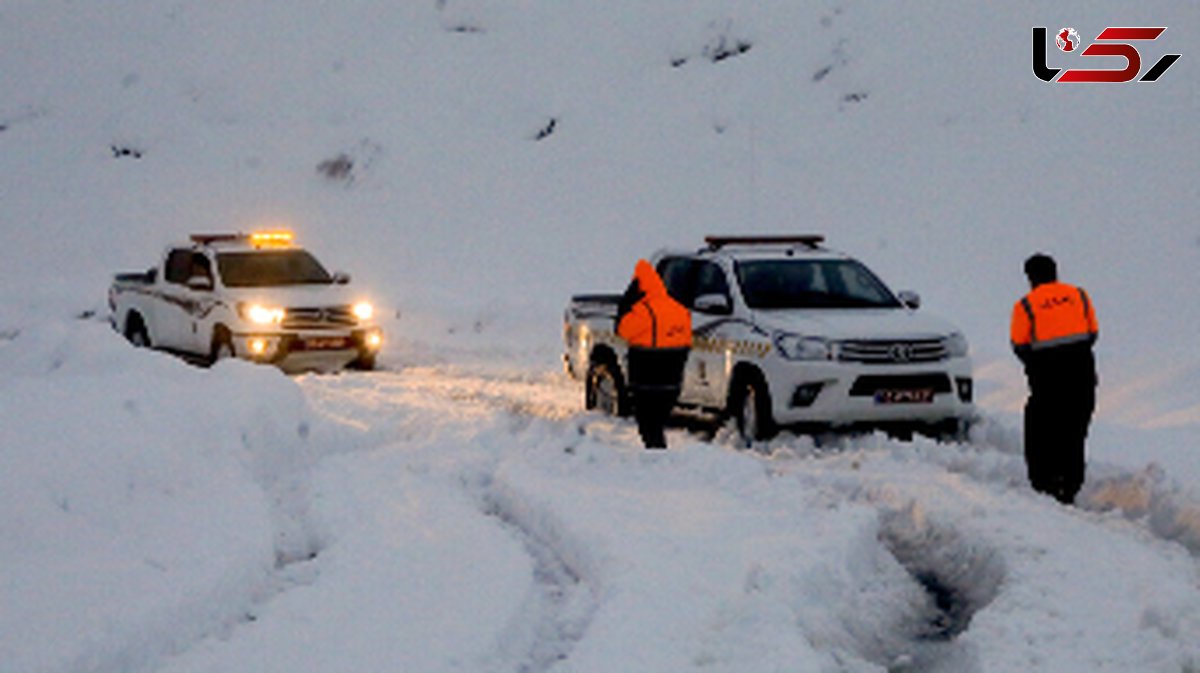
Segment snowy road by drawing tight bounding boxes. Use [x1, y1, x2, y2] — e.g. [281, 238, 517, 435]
[156, 363, 1200, 673]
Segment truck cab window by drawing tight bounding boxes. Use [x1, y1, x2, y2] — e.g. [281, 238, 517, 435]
[190, 253, 213, 283]
[656, 257, 697, 306]
[216, 250, 333, 288]
[693, 261, 729, 303]
[735, 260, 900, 309]
[164, 250, 193, 285]
[657, 258, 729, 309]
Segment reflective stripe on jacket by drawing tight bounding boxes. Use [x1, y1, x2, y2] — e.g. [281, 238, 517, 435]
[617, 260, 692, 349]
[1011, 282, 1098, 351]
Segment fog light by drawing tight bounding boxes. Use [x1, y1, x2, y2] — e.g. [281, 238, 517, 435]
[365, 330, 383, 351]
[956, 377, 973, 403]
[249, 338, 269, 357]
[791, 382, 824, 408]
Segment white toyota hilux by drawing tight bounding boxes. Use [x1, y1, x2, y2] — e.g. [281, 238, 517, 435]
[109, 230, 383, 373]
[563, 236, 975, 444]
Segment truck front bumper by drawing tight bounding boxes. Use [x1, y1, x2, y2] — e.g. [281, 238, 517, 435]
[764, 356, 975, 431]
[233, 327, 383, 372]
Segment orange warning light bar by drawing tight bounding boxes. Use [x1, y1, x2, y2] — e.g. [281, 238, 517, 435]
[249, 230, 295, 248]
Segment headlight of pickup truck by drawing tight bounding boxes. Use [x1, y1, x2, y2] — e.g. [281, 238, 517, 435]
[239, 303, 285, 325]
[352, 301, 374, 322]
[774, 333, 833, 361]
[946, 331, 969, 358]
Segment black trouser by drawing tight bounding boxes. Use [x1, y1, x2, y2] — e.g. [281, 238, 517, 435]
[1023, 347, 1097, 504]
[632, 385, 682, 449]
[627, 347, 689, 449]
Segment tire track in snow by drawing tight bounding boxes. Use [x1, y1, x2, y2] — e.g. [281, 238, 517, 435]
[768, 443, 1200, 671]
[297, 368, 607, 672]
[874, 503, 1006, 673]
[306, 368, 1006, 672]
[463, 468, 601, 673]
[308, 367, 1200, 565]
[298, 367, 1200, 670]
[164, 419, 334, 666]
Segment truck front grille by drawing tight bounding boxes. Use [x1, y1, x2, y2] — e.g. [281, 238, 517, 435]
[283, 306, 356, 329]
[838, 339, 948, 364]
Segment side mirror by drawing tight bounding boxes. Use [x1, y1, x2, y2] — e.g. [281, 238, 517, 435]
[694, 293, 732, 315]
[897, 291, 921, 310]
[187, 275, 214, 292]
[332, 272, 351, 285]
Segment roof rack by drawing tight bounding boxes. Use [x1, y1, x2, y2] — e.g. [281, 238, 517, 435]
[704, 235, 825, 250]
[190, 233, 244, 245]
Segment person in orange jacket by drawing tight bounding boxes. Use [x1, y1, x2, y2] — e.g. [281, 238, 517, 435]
[1010, 253, 1099, 504]
[616, 259, 692, 449]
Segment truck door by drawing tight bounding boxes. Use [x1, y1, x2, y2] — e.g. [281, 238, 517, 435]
[177, 252, 216, 354]
[656, 258, 699, 404]
[657, 258, 731, 409]
[150, 249, 192, 349]
[156, 249, 213, 353]
[687, 261, 734, 408]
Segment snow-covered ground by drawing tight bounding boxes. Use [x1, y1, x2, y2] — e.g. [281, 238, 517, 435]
[2, 2, 1198, 672]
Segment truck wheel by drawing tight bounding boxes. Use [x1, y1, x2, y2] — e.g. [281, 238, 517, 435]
[586, 360, 627, 417]
[731, 375, 777, 448]
[348, 353, 376, 371]
[124, 314, 151, 348]
[211, 331, 235, 364]
[927, 418, 972, 444]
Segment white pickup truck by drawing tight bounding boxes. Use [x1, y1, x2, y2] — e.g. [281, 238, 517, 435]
[109, 230, 383, 373]
[563, 236, 975, 444]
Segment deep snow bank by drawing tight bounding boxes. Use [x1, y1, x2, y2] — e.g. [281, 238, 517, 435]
[0, 320, 347, 673]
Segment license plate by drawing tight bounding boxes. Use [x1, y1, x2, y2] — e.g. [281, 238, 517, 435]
[875, 389, 935, 404]
[302, 337, 350, 351]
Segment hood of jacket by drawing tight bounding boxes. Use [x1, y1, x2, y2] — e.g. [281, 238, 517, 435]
[633, 259, 668, 298]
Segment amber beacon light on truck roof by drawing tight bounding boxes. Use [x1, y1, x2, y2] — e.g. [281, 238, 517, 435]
[190, 230, 297, 249]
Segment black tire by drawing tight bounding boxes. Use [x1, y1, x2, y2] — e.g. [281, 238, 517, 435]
[927, 418, 972, 444]
[124, 313, 151, 348]
[730, 373, 777, 448]
[210, 329, 235, 364]
[348, 353, 377, 371]
[586, 359, 629, 417]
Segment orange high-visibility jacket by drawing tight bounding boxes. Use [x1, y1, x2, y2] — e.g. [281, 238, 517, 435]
[1011, 281, 1099, 351]
[617, 260, 692, 349]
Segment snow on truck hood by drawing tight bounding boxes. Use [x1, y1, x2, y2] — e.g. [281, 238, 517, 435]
[755, 308, 963, 341]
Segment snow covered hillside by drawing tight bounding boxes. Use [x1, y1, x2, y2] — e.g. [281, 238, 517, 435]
[1, 2, 1198, 672]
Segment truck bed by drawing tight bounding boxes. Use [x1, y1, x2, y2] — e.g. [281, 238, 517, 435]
[112, 269, 156, 286]
[568, 294, 621, 321]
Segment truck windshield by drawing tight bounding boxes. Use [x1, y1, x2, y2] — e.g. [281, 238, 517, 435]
[735, 259, 901, 309]
[216, 251, 333, 288]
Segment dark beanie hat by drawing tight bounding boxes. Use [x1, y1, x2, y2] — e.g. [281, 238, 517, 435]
[1024, 253, 1058, 285]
